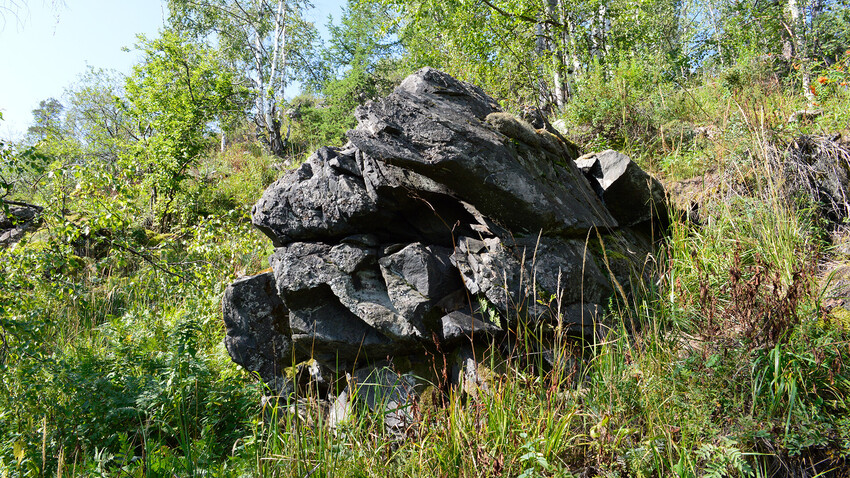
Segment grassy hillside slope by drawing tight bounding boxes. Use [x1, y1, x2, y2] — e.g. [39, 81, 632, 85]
[2, 54, 850, 477]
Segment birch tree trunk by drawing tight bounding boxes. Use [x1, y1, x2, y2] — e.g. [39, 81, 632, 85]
[167, 0, 314, 159]
[544, 0, 567, 108]
[566, 17, 583, 96]
[787, 0, 814, 101]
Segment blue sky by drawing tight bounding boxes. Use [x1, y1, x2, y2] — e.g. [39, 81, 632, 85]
[0, 0, 346, 141]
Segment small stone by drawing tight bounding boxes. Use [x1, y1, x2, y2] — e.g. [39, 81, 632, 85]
[441, 311, 502, 345]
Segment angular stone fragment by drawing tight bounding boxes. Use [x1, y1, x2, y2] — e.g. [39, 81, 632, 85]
[440, 311, 502, 345]
[270, 242, 430, 347]
[575, 150, 666, 227]
[252, 144, 477, 248]
[252, 147, 386, 246]
[781, 134, 850, 226]
[287, 287, 393, 365]
[560, 303, 606, 333]
[269, 243, 392, 363]
[332, 263, 423, 343]
[449, 345, 497, 401]
[222, 272, 292, 383]
[328, 390, 353, 429]
[378, 243, 462, 330]
[382, 243, 459, 299]
[525, 236, 613, 308]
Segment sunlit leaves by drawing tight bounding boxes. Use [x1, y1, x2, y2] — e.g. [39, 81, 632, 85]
[125, 30, 243, 229]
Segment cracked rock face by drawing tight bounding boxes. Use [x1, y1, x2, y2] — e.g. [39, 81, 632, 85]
[223, 68, 665, 387]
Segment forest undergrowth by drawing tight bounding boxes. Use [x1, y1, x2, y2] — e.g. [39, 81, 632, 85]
[3, 51, 850, 477]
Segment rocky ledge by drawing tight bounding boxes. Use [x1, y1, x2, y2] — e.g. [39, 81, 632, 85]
[1, 201, 43, 246]
[222, 68, 666, 401]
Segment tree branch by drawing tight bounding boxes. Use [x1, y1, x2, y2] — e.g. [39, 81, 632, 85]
[479, 0, 563, 28]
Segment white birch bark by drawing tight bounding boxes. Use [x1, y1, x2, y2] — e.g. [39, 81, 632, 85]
[544, 0, 566, 108]
[788, 0, 814, 101]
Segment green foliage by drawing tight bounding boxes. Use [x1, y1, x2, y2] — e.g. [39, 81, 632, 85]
[0, 202, 271, 476]
[167, 0, 320, 157]
[812, 4, 850, 61]
[62, 67, 140, 168]
[291, 58, 405, 149]
[125, 30, 244, 230]
[25, 98, 64, 144]
[561, 55, 667, 152]
[377, 0, 690, 110]
[313, 0, 404, 88]
[696, 437, 754, 478]
[284, 0, 408, 151]
[380, 0, 546, 106]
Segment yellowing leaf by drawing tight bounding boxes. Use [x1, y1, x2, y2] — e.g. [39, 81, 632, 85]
[13, 441, 24, 464]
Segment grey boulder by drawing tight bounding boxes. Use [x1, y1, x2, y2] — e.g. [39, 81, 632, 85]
[223, 68, 667, 397]
[222, 272, 292, 384]
[1, 202, 43, 246]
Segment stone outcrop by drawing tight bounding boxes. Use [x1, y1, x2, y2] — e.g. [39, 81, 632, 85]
[222, 272, 293, 389]
[1, 201, 43, 246]
[223, 68, 666, 395]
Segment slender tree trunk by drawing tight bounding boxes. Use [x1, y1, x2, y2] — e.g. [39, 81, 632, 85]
[707, 0, 724, 66]
[259, 0, 288, 157]
[545, 0, 566, 108]
[566, 17, 583, 97]
[535, 10, 552, 108]
[788, 0, 814, 101]
[253, 25, 270, 143]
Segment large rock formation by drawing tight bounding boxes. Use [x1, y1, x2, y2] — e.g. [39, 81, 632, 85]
[223, 68, 665, 390]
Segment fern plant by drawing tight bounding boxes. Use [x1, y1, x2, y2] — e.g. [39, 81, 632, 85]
[696, 437, 755, 478]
